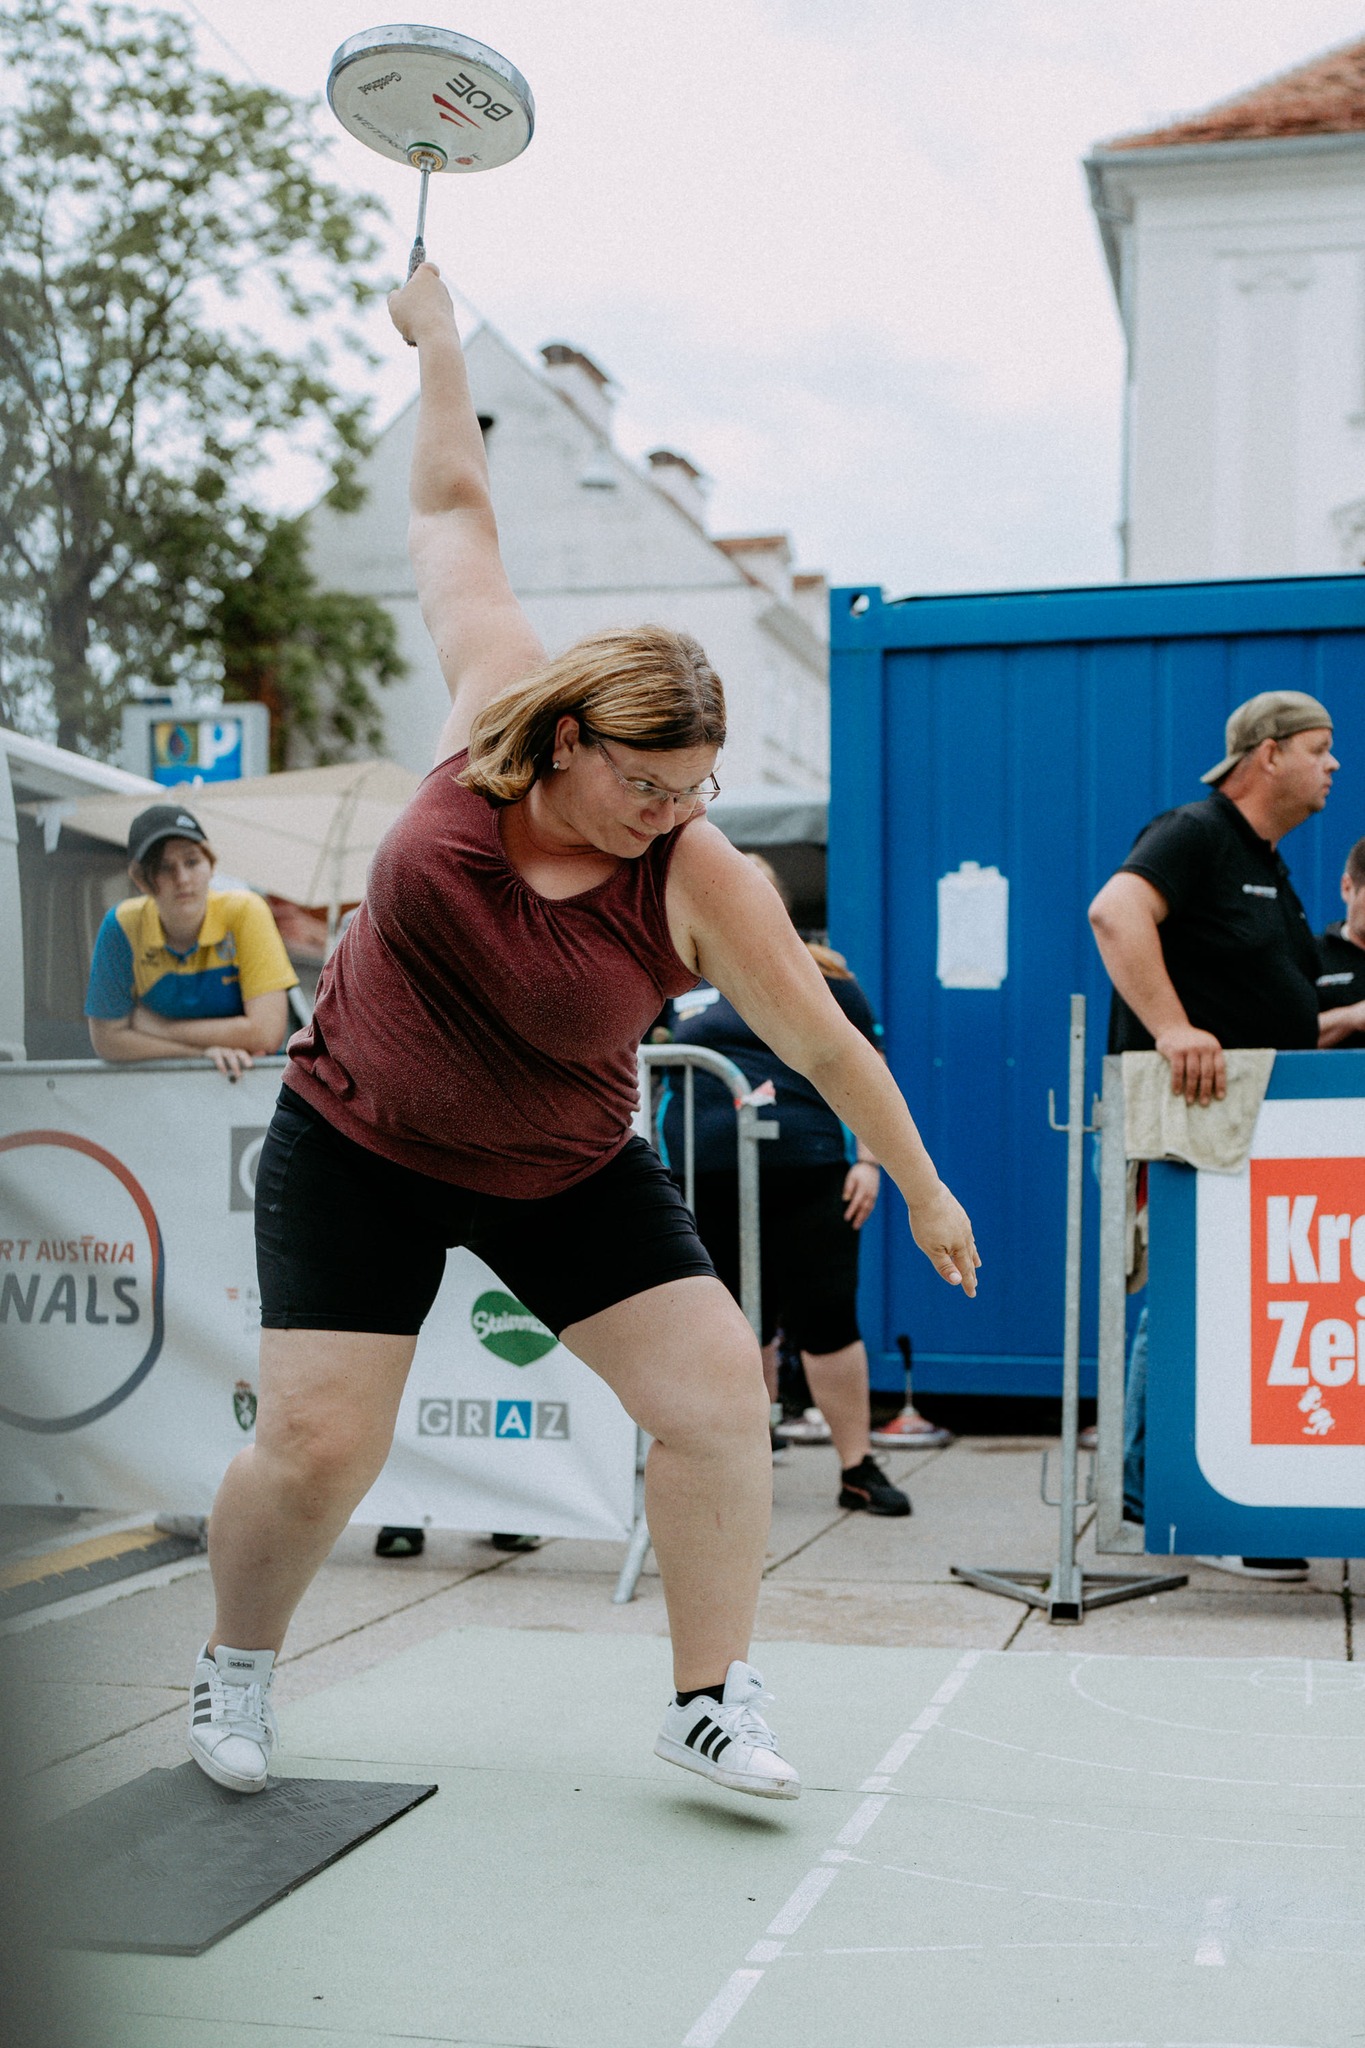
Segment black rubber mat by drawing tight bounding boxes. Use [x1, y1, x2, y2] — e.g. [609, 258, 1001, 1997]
[34, 1763, 437, 1955]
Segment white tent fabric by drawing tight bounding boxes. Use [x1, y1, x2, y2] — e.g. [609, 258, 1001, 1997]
[59, 759, 418, 911]
[706, 784, 827, 847]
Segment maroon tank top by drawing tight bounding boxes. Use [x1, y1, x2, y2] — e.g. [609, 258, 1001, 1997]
[284, 751, 698, 1196]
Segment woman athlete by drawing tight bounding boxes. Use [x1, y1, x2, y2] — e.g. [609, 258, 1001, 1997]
[186, 264, 979, 1805]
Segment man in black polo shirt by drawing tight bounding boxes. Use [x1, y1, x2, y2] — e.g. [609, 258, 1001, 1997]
[1316, 836, 1365, 1049]
[1088, 689, 1337, 1581]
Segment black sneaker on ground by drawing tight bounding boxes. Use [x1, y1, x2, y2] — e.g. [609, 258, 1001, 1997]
[375, 1525, 424, 1558]
[838, 1455, 911, 1517]
[490, 1532, 542, 1552]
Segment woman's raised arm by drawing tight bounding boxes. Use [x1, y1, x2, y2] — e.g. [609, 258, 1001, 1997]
[388, 265, 545, 763]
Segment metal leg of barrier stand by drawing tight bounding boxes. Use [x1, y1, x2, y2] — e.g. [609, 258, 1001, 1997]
[952, 995, 1187, 1624]
[613, 1428, 654, 1605]
[614, 1045, 776, 1603]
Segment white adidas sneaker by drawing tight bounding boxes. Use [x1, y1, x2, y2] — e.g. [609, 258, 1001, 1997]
[655, 1660, 800, 1800]
[186, 1643, 279, 1793]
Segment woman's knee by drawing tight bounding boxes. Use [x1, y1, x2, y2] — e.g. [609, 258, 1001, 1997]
[654, 1338, 769, 1452]
[256, 1401, 389, 1503]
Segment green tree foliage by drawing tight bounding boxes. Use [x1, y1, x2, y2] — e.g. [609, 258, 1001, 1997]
[0, 0, 404, 759]
[217, 516, 405, 771]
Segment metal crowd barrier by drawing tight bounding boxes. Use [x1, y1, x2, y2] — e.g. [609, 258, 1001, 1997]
[612, 1043, 777, 1603]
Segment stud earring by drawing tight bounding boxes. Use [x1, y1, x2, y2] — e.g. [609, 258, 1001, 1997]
[552, 760, 565, 771]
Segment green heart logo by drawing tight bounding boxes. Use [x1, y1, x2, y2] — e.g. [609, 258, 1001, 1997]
[470, 1290, 556, 1366]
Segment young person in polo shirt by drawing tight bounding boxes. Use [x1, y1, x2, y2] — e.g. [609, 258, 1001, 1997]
[1088, 691, 1337, 1583]
[1316, 836, 1365, 1050]
[86, 804, 297, 1082]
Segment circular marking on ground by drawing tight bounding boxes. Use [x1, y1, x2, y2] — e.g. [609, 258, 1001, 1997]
[1066, 1656, 1365, 1741]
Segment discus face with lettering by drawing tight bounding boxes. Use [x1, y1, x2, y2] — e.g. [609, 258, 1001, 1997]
[327, 25, 534, 173]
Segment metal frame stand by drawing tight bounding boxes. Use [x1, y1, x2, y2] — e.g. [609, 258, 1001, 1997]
[952, 994, 1187, 1623]
[613, 1045, 776, 1603]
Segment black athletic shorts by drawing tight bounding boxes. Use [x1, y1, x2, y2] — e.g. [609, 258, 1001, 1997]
[256, 1087, 717, 1337]
[687, 1163, 862, 1357]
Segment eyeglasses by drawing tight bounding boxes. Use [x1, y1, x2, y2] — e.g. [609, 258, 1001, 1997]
[586, 733, 720, 811]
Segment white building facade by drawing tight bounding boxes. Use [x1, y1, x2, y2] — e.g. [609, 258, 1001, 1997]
[307, 325, 828, 787]
[1086, 41, 1365, 581]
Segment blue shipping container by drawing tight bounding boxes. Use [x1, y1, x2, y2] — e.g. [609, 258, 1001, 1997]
[828, 574, 1365, 1399]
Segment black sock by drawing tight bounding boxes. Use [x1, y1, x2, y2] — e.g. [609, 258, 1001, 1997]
[675, 1681, 727, 1707]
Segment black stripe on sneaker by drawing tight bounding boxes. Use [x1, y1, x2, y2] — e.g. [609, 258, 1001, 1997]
[193, 1682, 209, 1698]
[704, 1725, 733, 1759]
[709, 1734, 732, 1760]
[685, 1716, 715, 1752]
[192, 1712, 213, 1725]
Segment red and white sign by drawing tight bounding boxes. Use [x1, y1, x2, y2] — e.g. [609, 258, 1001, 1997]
[1196, 1098, 1365, 1507]
[1249, 1157, 1365, 1446]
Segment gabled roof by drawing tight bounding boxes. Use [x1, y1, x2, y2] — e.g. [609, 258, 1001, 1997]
[1105, 35, 1365, 149]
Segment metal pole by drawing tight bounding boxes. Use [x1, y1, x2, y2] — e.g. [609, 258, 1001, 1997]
[1096, 1054, 1141, 1553]
[951, 995, 1187, 1620]
[1049, 993, 1087, 1621]
[615, 1045, 775, 1602]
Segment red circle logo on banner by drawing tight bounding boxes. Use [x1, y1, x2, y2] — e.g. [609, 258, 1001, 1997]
[0, 1130, 166, 1433]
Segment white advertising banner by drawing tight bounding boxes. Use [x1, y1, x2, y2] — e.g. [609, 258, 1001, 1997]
[0, 1061, 636, 1539]
[1196, 1095, 1365, 1508]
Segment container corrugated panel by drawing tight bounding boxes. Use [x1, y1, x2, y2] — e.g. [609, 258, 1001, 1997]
[829, 575, 1365, 1398]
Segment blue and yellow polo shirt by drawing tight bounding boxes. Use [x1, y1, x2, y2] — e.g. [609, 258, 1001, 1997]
[85, 890, 297, 1023]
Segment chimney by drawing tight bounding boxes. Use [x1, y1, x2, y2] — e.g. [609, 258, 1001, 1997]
[715, 533, 794, 601]
[540, 342, 615, 438]
[791, 571, 829, 643]
[647, 448, 711, 529]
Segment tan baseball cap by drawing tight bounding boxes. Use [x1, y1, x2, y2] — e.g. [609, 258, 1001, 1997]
[1201, 690, 1333, 785]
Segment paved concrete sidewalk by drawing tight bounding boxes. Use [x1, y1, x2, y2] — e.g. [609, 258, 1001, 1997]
[5, 1432, 1356, 1820]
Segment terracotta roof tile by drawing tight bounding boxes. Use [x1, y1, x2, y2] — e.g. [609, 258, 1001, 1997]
[1106, 35, 1365, 149]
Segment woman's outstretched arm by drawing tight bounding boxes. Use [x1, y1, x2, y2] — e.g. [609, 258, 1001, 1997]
[388, 264, 545, 763]
[669, 824, 980, 1295]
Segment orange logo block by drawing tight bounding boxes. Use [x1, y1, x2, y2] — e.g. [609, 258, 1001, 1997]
[1249, 1158, 1365, 1445]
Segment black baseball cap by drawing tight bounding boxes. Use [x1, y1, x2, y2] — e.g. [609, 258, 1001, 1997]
[127, 803, 210, 868]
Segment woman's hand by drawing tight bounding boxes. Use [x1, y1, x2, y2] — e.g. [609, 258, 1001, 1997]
[842, 1161, 880, 1229]
[206, 1045, 254, 1082]
[908, 1181, 980, 1296]
[388, 261, 454, 347]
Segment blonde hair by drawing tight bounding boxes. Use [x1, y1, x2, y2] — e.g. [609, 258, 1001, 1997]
[744, 853, 851, 979]
[460, 625, 726, 804]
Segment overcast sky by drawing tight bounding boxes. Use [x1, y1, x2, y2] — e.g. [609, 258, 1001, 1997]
[175, 0, 1365, 598]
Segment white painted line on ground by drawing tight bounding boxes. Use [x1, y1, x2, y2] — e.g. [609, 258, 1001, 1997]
[1194, 1895, 1232, 1966]
[1067, 1657, 1365, 1740]
[765, 1863, 841, 1938]
[836, 1795, 888, 1846]
[679, 1648, 984, 2045]
[928, 1791, 1351, 1855]
[946, 1724, 1365, 1792]
[681, 1970, 763, 2048]
[0, 1551, 209, 1636]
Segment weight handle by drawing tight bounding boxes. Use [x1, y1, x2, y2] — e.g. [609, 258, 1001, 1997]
[403, 167, 433, 345]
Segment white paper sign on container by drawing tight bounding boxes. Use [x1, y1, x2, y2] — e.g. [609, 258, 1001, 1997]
[936, 861, 1009, 990]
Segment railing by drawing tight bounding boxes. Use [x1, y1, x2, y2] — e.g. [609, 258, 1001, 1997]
[612, 1043, 778, 1603]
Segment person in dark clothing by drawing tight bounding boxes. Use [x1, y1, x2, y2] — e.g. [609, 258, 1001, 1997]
[662, 858, 911, 1517]
[1089, 690, 1337, 1582]
[1316, 836, 1365, 1049]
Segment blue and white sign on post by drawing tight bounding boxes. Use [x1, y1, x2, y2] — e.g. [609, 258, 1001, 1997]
[120, 701, 269, 786]
[1146, 1049, 1365, 1559]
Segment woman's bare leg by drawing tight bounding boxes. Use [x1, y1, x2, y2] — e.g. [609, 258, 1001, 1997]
[562, 1275, 770, 1691]
[801, 1339, 872, 1470]
[207, 1327, 417, 1653]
